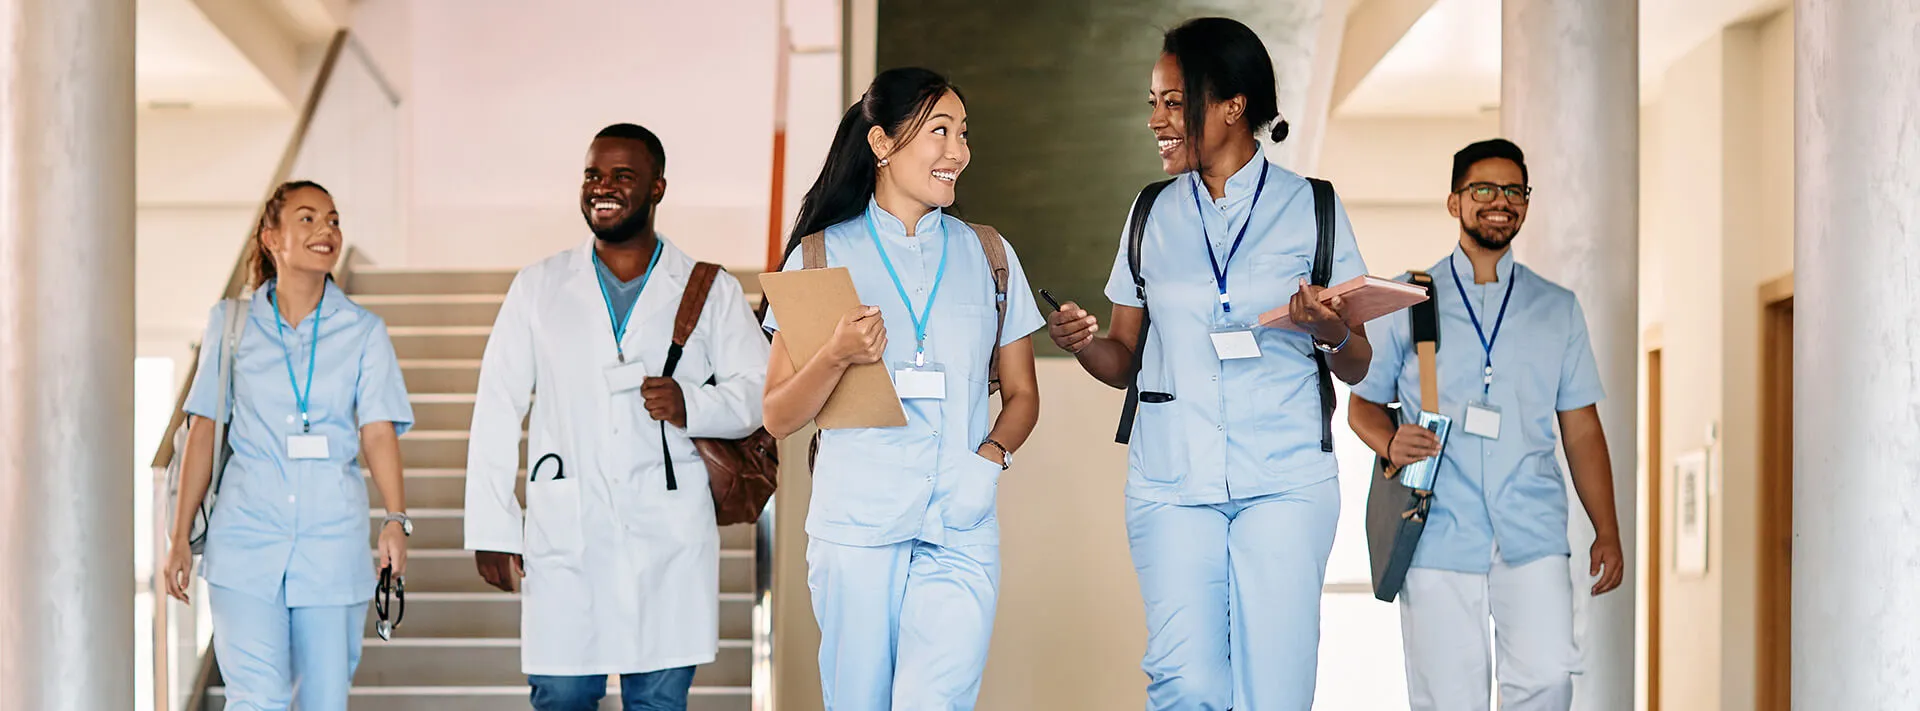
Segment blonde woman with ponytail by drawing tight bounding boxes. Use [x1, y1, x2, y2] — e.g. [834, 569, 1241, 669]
[161, 181, 415, 711]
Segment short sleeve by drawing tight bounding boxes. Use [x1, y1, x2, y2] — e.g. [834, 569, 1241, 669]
[1350, 299, 1407, 405]
[1102, 211, 1142, 308]
[997, 237, 1047, 346]
[1556, 297, 1606, 411]
[761, 246, 805, 334]
[183, 301, 232, 421]
[355, 318, 416, 436]
[1326, 190, 1369, 286]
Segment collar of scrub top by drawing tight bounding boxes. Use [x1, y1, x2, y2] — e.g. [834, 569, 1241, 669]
[1187, 153, 1270, 315]
[1445, 245, 1519, 397]
[262, 277, 349, 434]
[863, 198, 950, 367]
[591, 237, 665, 363]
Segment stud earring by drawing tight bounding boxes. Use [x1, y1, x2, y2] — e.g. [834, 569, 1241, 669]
[878, 158, 890, 167]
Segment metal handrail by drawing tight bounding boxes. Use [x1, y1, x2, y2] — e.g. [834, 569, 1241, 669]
[752, 499, 777, 711]
[147, 29, 354, 711]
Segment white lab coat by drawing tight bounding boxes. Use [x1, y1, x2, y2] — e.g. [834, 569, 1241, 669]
[464, 236, 769, 676]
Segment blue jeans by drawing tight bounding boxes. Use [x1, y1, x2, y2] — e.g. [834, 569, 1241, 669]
[529, 667, 697, 711]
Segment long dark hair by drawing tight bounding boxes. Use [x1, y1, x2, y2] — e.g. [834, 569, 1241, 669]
[250, 180, 332, 287]
[1162, 18, 1286, 174]
[779, 67, 964, 266]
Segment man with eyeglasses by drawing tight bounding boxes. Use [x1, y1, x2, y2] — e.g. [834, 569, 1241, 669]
[1348, 139, 1622, 710]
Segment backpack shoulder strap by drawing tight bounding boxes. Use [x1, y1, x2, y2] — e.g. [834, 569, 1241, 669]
[1116, 179, 1175, 445]
[801, 232, 827, 270]
[1407, 270, 1441, 410]
[1307, 177, 1337, 287]
[663, 262, 722, 377]
[1306, 177, 1338, 452]
[967, 223, 1010, 393]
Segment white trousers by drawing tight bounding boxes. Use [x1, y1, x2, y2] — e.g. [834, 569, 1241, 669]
[1399, 552, 1579, 711]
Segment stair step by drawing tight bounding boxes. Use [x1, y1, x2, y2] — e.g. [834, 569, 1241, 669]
[367, 469, 518, 510]
[400, 360, 482, 395]
[338, 639, 752, 687]
[386, 551, 756, 596]
[370, 511, 759, 553]
[409, 394, 477, 432]
[399, 429, 516, 470]
[362, 591, 756, 640]
[207, 685, 750, 711]
[360, 295, 504, 328]
[348, 269, 518, 296]
[390, 327, 493, 361]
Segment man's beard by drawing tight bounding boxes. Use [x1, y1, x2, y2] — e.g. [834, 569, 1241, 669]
[1464, 220, 1518, 252]
[587, 198, 654, 244]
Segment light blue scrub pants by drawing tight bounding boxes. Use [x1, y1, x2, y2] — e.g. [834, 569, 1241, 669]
[1127, 477, 1340, 711]
[807, 536, 1000, 710]
[209, 582, 368, 711]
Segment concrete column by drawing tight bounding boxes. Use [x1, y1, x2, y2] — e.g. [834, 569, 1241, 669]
[1793, 1, 1920, 707]
[0, 1, 138, 709]
[1500, 1, 1639, 708]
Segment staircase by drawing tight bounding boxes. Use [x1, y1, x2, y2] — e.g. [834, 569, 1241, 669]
[203, 267, 762, 711]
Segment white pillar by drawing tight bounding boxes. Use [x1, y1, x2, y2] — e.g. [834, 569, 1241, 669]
[1501, 2, 1639, 708]
[0, 1, 137, 709]
[1793, 1, 1920, 707]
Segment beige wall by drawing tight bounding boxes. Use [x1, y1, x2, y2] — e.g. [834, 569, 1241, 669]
[1321, 112, 1504, 276]
[1641, 10, 1794, 711]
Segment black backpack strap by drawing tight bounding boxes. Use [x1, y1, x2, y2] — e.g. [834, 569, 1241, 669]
[1116, 179, 1175, 445]
[1307, 177, 1338, 453]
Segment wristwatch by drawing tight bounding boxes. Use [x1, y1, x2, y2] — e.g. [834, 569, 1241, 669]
[384, 511, 413, 536]
[981, 439, 1012, 470]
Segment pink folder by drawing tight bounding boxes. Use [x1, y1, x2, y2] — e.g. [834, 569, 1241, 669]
[1260, 275, 1430, 331]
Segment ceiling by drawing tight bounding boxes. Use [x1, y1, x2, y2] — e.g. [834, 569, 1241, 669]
[1338, 0, 1792, 117]
[136, 0, 288, 108]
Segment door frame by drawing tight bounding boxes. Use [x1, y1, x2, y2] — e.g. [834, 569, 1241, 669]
[1757, 273, 1794, 711]
[1643, 325, 1664, 711]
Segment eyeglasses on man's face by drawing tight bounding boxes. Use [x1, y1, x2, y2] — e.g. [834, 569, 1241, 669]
[1458, 182, 1532, 204]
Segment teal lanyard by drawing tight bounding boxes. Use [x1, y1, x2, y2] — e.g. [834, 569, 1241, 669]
[865, 209, 949, 366]
[595, 239, 664, 363]
[270, 285, 323, 433]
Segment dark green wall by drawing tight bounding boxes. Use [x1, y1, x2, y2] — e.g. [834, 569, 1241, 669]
[877, 1, 1311, 355]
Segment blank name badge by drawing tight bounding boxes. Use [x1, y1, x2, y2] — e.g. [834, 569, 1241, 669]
[1209, 330, 1262, 360]
[893, 362, 947, 400]
[287, 434, 330, 460]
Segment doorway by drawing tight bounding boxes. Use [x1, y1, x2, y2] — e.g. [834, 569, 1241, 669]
[1757, 276, 1794, 711]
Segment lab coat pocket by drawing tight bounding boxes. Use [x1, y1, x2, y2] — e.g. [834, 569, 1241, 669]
[945, 453, 1002, 531]
[525, 474, 584, 561]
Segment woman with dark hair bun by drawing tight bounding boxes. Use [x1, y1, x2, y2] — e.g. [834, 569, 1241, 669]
[762, 67, 1044, 709]
[1047, 17, 1372, 709]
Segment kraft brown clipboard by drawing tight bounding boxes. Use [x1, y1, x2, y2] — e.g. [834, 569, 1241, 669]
[759, 267, 908, 429]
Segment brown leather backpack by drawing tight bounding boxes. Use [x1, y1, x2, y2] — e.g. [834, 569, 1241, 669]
[661, 262, 779, 525]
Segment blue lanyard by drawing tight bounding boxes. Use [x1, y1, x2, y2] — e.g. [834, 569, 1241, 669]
[1448, 257, 1518, 396]
[1188, 159, 1269, 314]
[269, 285, 323, 433]
[594, 239, 664, 363]
[865, 209, 949, 366]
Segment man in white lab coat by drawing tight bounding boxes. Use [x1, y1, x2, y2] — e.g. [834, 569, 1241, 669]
[464, 123, 770, 711]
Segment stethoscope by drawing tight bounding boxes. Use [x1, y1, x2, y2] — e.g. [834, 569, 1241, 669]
[531, 453, 565, 482]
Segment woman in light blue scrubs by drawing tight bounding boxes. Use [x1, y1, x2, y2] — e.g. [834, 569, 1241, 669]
[1048, 18, 1373, 710]
[761, 67, 1044, 710]
[163, 181, 415, 711]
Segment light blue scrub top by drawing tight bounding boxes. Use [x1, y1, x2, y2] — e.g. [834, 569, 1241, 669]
[1351, 247, 1605, 573]
[765, 200, 1045, 548]
[1104, 154, 1368, 506]
[185, 279, 415, 607]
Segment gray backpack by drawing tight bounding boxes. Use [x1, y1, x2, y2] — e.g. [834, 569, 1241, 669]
[165, 294, 250, 554]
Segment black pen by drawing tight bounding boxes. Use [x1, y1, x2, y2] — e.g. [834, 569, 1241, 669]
[1039, 289, 1064, 311]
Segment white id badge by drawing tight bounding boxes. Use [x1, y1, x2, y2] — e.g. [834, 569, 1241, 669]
[1464, 401, 1503, 439]
[603, 359, 650, 393]
[287, 434, 330, 460]
[1208, 330, 1262, 360]
[893, 362, 947, 400]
